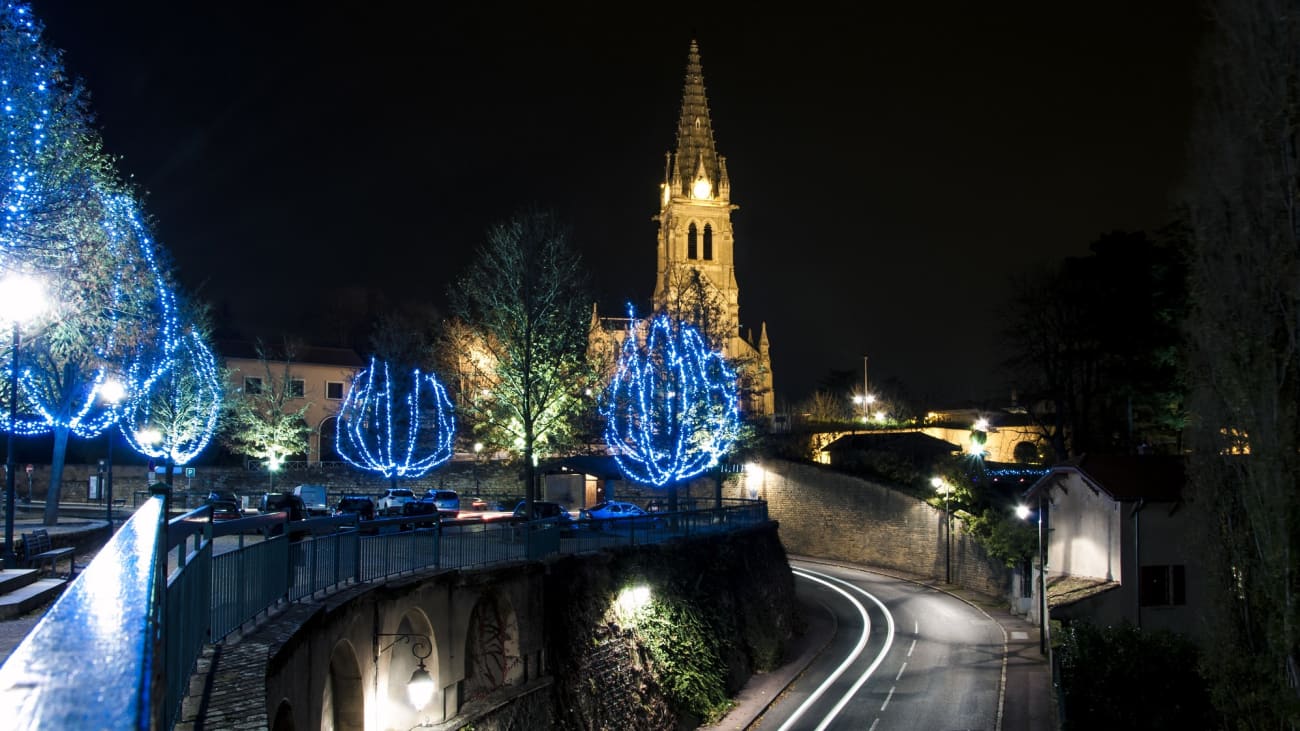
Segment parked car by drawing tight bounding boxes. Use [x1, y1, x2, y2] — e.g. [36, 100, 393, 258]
[260, 492, 306, 521]
[513, 500, 578, 533]
[293, 484, 330, 517]
[206, 490, 238, 505]
[376, 488, 416, 516]
[334, 495, 375, 521]
[425, 489, 460, 518]
[209, 500, 243, 521]
[469, 497, 488, 511]
[400, 499, 441, 529]
[581, 500, 662, 529]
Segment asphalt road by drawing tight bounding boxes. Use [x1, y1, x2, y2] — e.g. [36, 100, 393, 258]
[757, 560, 1005, 731]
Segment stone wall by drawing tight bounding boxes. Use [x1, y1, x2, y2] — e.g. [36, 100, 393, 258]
[739, 458, 1010, 598]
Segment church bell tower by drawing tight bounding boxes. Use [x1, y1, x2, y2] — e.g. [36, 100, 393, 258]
[653, 40, 741, 347]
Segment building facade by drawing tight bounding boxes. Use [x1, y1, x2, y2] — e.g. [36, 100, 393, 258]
[592, 41, 774, 418]
[219, 341, 363, 465]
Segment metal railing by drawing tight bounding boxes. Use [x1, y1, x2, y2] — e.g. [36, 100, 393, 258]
[0, 495, 767, 730]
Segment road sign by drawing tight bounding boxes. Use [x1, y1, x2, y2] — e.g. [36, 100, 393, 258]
[185, 467, 195, 478]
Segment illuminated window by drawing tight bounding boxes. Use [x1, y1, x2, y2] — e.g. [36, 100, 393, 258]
[288, 379, 305, 398]
[326, 381, 345, 400]
[687, 223, 698, 259]
[703, 223, 713, 260]
[244, 377, 263, 395]
[1139, 565, 1186, 606]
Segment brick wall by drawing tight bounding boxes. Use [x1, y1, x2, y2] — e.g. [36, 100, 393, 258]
[737, 458, 1010, 597]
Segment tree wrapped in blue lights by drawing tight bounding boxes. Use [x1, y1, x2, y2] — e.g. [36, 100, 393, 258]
[601, 312, 740, 488]
[0, 3, 181, 523]
[119, 329, 222, 475]
[337, 358, 456, 486]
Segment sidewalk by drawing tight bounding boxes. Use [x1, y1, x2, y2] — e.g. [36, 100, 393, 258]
[709, 557, 1055, 730]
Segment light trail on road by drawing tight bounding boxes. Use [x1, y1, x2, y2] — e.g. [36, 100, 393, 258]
[780, 568, 895, 731]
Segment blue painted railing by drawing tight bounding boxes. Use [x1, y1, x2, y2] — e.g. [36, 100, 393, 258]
[0, 496, 167, 730]
[0, 496, 768, 729]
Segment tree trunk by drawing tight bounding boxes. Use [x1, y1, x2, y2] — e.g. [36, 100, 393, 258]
[42, 426, 69, 526]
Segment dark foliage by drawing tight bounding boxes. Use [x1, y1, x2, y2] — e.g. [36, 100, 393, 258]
[1057, 621, 1217, 730]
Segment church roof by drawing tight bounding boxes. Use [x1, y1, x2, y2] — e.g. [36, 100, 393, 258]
[672, 40, 721, 197]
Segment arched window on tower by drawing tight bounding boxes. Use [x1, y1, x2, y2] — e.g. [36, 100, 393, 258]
[703, 223, 713, 260]
[687, 223, 698, 259]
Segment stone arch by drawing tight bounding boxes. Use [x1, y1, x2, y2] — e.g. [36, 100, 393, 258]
[382, 609, 438, 728]
[463, 590, 523, 702]
[322, 640, 364, 731]
[319, 415, 341, 462]
[687, 222, 698, 259]
[1013, 440, 1041, 464]
[270, 699, 295, 731]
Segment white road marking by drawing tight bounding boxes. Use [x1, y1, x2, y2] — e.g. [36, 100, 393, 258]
[779, 571, 873, 731]
[907, 638, 916, 657]
[799, 568, 896, 731]
[869, 719, 880, 731]
[1011, 631, 1028, 640]
[896, 662, 907, 681]
[881, 685, 896, 711]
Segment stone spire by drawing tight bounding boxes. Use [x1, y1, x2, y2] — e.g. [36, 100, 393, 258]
[672, 40, 720, 199]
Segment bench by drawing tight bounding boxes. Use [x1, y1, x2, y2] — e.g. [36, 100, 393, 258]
[19, 529, 75, 577]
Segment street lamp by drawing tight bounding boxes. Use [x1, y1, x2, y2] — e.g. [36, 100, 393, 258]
[932, 476, 952, 583]
[137, 427, 163, 514]
[1017, 499, 1048, 655]
[375, 633, 435, 711]
[0, 274, 45, 564]
[99, 379, 126, 536]
[473, 441, 484, 494]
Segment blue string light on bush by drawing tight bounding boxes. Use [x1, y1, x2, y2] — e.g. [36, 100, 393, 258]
[601, 311, 740, 487]
[337, 358, 456, 482]
[118, 329, 221, 466]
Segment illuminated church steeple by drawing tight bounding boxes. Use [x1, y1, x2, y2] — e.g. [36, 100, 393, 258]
[654, 40, 741, 345]
[650, 40, 773, 416]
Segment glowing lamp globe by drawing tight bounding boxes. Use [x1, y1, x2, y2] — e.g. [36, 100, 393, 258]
[0, 275, 45, 325]
[407, 662, 435, 710]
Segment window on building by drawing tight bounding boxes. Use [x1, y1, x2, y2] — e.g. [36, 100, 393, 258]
[244, 377, 263, 395]
[703, 223, 713, 260]
[326, 381, 345, 400]
[1140, 564, 1186, 606]
[288, 379, 305, 399]
[687, 223, 698, 259]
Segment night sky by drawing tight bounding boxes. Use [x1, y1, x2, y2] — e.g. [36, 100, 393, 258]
[30, 2, 1204, 408]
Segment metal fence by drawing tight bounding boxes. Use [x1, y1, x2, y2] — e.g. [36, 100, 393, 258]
[0, 495, 767, 730]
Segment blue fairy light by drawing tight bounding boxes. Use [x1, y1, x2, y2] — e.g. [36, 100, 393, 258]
[601, 310, 740, 487]
[336, 358, 456, 481]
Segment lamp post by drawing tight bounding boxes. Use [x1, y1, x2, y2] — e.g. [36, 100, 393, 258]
[100, 379, 126, 536]
[0, 275, 44, 565]
[1017, 500, 1048, 655]
[932, 476, 952, 583]
[473, 441, 483, 494]
[375, 633, 435, 711]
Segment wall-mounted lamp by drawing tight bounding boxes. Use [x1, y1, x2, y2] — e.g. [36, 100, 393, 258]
[377, 633, 435, 710]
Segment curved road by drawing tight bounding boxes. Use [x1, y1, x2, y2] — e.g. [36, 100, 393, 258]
[757, 560, 1006, 731]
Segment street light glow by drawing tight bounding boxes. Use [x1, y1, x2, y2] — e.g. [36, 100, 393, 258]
[100, 378, 126, 405]
[1016, 504, 1031, 520]
[0, 274, 45, 325]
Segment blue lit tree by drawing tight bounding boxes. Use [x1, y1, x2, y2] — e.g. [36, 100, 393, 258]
[0, 3, 180, 523]
[601, 313, 740, 496]
[119, 328, 223, 480]
[337, 358, 456, 488]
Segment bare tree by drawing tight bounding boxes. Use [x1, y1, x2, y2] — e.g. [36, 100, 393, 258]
[1184, 1, 1300, 724]
[449, 209, 592, 513]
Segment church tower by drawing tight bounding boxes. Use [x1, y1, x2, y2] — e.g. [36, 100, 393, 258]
[653, 40, 741, 348]
[591, 40, 774, 418]
[651, 40, 773, 416]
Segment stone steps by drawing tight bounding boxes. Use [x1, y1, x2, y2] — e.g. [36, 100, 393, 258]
[0, 572, 65, 620]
